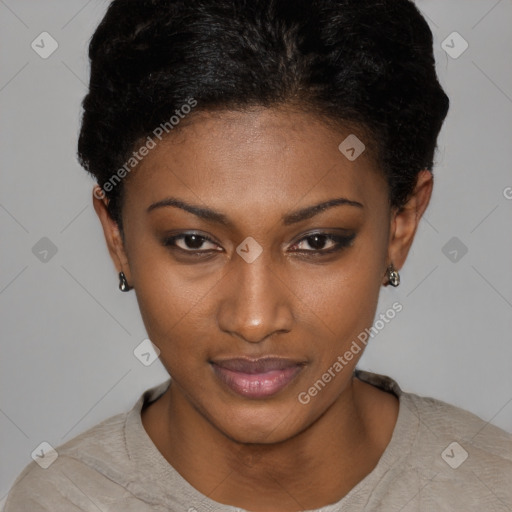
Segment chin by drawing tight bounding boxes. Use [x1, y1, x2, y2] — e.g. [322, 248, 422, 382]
[208, 400, 307, 445]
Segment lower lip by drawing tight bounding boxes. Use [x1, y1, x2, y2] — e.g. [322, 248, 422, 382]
[211, 364, 303, 399]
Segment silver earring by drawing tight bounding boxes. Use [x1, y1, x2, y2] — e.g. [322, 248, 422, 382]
[118, 271, 131, 292]
[387, 263, 400, 287]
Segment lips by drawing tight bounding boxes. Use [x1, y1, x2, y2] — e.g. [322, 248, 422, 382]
[210, 357, 305, 399]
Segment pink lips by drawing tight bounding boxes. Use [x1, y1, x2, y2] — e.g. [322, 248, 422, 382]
[211, 357, 304, 399]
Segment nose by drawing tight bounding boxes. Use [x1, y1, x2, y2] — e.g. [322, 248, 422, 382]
[217, 253, 294, 343]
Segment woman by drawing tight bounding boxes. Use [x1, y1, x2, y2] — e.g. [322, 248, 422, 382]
[5, 0, 511, 510]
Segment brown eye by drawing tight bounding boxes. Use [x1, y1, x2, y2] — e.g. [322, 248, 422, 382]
[163, 233, 221, 252]
[290, 232, 356, 254]
[300, 234, 334, 251]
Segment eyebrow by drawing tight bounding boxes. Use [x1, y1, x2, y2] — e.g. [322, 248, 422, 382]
[147, 196, 363, 226]
[282, 197, 363, 225]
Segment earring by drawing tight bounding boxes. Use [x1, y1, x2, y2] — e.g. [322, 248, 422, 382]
[386, 263, 400, 287]
[118, 271, 131, 292]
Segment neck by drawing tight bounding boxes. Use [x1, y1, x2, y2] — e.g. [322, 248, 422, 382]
[142, 375, 398, 512]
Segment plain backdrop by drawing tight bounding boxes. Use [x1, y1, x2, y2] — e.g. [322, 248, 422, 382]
[1, 0, 512, 506]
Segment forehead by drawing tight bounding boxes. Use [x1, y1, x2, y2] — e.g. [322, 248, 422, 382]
[122, 107, 388, 216]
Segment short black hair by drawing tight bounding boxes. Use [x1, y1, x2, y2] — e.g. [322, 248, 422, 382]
[77, 0, 449, 230]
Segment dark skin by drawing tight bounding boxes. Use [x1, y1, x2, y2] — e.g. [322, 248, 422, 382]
[93, 106, 432, 511]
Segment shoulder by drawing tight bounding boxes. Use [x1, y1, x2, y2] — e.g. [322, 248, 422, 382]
[355, 370, 512, 509]
[4, 379, 172, 511]
[404, 391, 512, 462]
[357, 369, 512, 462]
[3, 411, 134, 512]
[398, 390, 512, 509]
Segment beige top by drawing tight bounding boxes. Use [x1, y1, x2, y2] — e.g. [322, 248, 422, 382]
[4, 370, 512, 511]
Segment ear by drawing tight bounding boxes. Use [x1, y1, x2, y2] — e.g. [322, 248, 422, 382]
[383, 170, 433, 285]
[92, 185, 132, 285]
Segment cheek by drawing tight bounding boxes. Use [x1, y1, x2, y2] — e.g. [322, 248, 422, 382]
[294, 234, 385, 331]
[130, 251, 217, 358]
[292, 263, 381, 369]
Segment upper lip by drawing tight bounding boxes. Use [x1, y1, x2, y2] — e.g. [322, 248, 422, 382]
[211, 357, 305, 374]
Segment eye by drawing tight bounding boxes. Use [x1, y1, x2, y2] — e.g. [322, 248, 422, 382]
[163, 233, 221, 253]
[290, 232, 355, 254]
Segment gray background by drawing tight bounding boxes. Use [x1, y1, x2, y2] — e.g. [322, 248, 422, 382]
[1, 0, 511, 506]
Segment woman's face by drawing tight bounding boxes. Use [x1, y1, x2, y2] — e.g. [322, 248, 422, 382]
[95, 107, 425, 444]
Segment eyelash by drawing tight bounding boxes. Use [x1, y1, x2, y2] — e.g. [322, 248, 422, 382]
[162, 232, 356, 257]
[291, 232, 356, 255]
